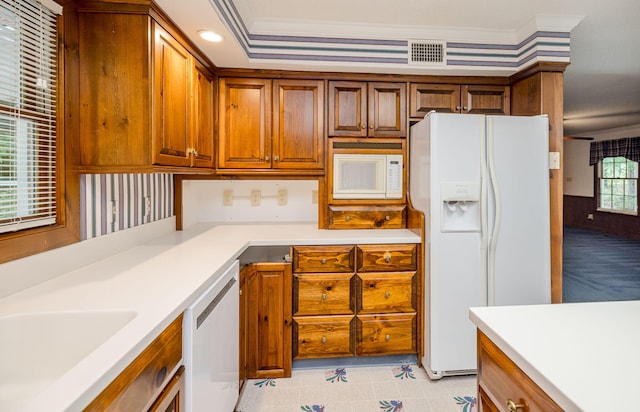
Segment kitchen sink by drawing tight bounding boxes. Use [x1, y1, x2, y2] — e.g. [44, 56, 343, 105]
[0, 310, 137, 403]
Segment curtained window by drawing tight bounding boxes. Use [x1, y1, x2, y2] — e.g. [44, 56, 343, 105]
[590, 137, 639, 215]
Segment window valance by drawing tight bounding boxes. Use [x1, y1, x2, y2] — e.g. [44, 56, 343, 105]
[589, 137, 640, 166]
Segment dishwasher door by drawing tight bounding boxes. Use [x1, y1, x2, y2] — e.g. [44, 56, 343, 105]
[184, 260, 239, 412]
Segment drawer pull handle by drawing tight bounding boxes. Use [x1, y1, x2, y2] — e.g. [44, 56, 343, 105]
[385, 291, 391, 299]
[385, 215, 390, 221]
[507, 399, 525, 412]
[321, 336, 327, 343]
[321, 293, 327, 300]
[321, 258, 327, 264]
[384, 252, 391, 263]
[345, 215, 351, 221]
[385, 334, 391, 341]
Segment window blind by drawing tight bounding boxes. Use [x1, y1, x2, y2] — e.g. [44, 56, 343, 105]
[0, 0, 59, 233]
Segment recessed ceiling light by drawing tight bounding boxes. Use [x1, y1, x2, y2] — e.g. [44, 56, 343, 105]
[198, 30, 223, 43]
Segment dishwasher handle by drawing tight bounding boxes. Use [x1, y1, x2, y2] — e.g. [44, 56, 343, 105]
[196, 277, 237, 330]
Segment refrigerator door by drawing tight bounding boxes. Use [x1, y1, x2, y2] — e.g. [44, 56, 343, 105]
[413, 113, 485, 376]
[486, 115, 551, 306]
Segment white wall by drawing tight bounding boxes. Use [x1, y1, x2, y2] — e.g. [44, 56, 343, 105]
[181, 180, 319, 229]
[564, 124, 640, 196]
[564, 139, 593, 196]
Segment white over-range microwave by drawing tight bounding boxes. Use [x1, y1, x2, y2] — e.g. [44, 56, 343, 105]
[332, 153, 403, 199]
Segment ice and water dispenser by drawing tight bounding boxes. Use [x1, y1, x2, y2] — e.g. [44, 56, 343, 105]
[440, 182, 481, 232]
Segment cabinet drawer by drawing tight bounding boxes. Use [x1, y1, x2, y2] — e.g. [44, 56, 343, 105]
[328, 206, 406, 229]
[356, 313, 416, 356]
[84, 315, 183, 412]
[478, 331, 562, 412]
[294, 274, 355, 316]
[293, 316, 355, 359]
[292, 245, 355, 273]
[357, 272, 416, 314]
[356, 244, 417, 272]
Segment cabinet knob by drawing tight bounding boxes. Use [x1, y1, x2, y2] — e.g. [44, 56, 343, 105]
[385, 215, 390, 221]
[265, 155, 270, 161]
[384, 252, 392, 263]
[507, 399, 525, 412]
[321, 293, 327, 300]
[345, 215, 351, 221]
[369, 124, 374, 129]
[361, 123, 366, 129]
[463, 106, 469, 111]
[321, 336, 327, 343]
[385, 291, 391, 299]
[273, 155, 279, 162]
[385, 334, 391, 341]
[321, 258, 327, 264]
[456, 105, 462, 111]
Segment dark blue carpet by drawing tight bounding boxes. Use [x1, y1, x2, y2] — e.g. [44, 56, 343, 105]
[563, 226, 640, 302]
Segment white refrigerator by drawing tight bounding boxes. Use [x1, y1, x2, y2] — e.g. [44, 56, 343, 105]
[409, 112, 551, 379]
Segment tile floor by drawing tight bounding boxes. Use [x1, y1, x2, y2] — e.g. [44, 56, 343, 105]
[236, 364, 477, 412]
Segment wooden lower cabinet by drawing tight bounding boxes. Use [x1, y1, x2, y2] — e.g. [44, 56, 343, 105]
[478, 331, 562, 412]
[293, 315, 355, 358]
[84, 315, 183, 412]
[291, 244, 418, 360]
[241, 262, 293, 379]
[356, 313, 416, 355]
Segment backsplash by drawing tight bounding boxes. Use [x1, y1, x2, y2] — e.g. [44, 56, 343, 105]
[80, 174, 174, 240]
[181, 179, 318, 228]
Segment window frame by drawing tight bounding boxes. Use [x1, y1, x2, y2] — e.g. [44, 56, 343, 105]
[0, 0, 79, 264]
[596, 156, 638, 216]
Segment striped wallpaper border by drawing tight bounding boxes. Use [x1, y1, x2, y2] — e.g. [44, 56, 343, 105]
[208, 0, 572, 71]
[80, 173, 174, 240]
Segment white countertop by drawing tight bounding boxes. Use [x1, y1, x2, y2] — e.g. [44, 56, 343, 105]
[0, 223, 420, 411]
[470, 300, 640, 412]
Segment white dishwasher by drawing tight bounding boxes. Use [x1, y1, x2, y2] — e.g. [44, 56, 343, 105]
[184, 260, 240, 412]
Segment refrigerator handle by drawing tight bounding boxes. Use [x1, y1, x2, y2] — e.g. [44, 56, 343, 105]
[479, 117, 489, 307]
[486, 117, 501, 306]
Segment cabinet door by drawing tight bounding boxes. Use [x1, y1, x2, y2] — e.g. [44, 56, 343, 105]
[148, 366, 185, 412]
[368, 82, 406, 137]
[218, 78, 272, 169]
[409, 83, 461, 117]
[152, 22, 191, 167]
[191, 62, 215, 168]
[463, 85, 511, 115]
[273, 79, 324, 169]
[328, 81, 368, 137]
[244, 262, 292, 378]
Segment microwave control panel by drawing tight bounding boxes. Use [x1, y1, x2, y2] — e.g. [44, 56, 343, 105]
[386, 154, 403, 198]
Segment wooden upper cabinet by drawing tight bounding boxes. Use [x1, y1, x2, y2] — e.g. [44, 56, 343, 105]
[463, 85, 511, 115]
[272, 79, 324, 169]
[329, 81, 406, 137]
[152, 22, 191, 167]
[218, 78, 272, 169]
[410, 83, 510, 119]
[75, 5, 214, 173]
[218, 78, 324, 173]
[191, 61, 215, 168]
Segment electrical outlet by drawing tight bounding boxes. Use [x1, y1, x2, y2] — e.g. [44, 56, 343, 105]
[223, 190, 233, 206]
[251, 190, 261, 206]
[277, 189, 287, 206]
[311, 190, 318, 204]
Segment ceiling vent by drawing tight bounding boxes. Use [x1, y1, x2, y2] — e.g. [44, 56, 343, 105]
[409, 40, 446, 65]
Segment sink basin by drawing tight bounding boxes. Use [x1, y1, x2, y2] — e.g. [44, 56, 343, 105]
[0, 310, 137, 403]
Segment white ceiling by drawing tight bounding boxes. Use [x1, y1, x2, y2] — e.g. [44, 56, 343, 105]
[155, 0, 640, 137]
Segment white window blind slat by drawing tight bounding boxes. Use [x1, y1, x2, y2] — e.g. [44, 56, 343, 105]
[0, 0, 58, 233]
